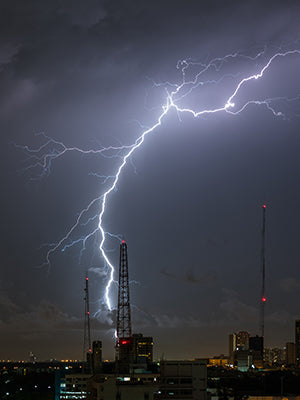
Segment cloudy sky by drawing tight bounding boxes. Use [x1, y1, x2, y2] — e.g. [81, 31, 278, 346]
[1, 0, 300, 361]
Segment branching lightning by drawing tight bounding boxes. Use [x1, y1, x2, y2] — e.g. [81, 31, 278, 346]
[15, 47, 300, 311]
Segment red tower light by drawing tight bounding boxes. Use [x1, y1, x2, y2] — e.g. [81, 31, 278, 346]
[262, 296, 266, 302]
[263, 204, 266, 208]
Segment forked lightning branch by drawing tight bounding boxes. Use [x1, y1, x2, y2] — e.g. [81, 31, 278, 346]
[15, 47, 300, 311]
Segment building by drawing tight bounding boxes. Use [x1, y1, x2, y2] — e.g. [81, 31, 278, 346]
[295, 319, 300, 366]
[229, 331, 250, 354]
[60, 373, 92, 399]
[249, 336, 264, 368]
[87, 372, 159, 400]
[92, 341, 102, 373]
[228, 334, 236, 364]
[264, 347, 285, 366]
[236, 331, 249, 351]
[229, 331, 250, 368]
[155, 359, 207, 400]
[285, 342, 296, 366]
[132, 333, 153, 365]
[208, 355, 228, 367]
[116, 338, 133, 373]
[236, 350, 253, 371]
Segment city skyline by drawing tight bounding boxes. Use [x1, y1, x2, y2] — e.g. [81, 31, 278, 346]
[1, 0, 300, 360]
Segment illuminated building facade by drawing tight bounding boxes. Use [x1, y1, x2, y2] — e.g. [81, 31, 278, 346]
[208, 356, 228, 367]
[229, 331, 250, 367]
[236, 331, 249, 351]
[229, 331, 265, 369]
[264, 347, 285, 366]
[60, 374, 92, 399]
[132, 333, 153, 364]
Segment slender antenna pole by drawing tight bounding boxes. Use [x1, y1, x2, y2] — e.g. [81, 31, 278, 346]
[83, 274, 92, 372]
[260, 204, 266, 338]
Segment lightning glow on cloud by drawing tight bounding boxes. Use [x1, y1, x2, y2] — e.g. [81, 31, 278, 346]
[15, 47, 300, 311]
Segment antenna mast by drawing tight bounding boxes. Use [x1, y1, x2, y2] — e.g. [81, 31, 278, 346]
[260, 204, 266, 338]
[83, 275, 92, 372]
[117, 240, 132, 341]
[116, 239, 132, 372]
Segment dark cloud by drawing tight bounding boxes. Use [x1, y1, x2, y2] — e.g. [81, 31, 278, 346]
[279, 277, 300, 292]
[219, 288, 256, 324]
[0, 291, 20, 317]
[160, 267, 217, 286]
[1, 0, 300, 360]
[183, 269, 217, 285]
[220, 297, 257, 324]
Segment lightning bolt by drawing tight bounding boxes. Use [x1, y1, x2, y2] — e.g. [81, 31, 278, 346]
[15, 46, 300, 311]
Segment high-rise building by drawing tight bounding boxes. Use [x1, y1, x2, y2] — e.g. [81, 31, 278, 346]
[228, 334, 236, 364]
[236, 331, 249, 351]
[235, 350, 253, 371]
[92, 340, 102, 373]
[132, 333, 153, 364]
[295, 320, 300, 366]
[229, 331, 249, 355]
[264, 347, 285, 366]
[229, 331, 257, 369]
[249, 335, 264, 368]
[249, 336, 263, 353]
[286, 342, 296, 366]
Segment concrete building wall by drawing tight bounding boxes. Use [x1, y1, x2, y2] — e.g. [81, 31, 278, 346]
[286, 342, 296, 366]
[157, 359, 207, 400]
[87, 373, 159, 400]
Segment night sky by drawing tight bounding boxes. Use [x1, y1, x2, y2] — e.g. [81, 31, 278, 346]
[1, 0, 300, 362]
